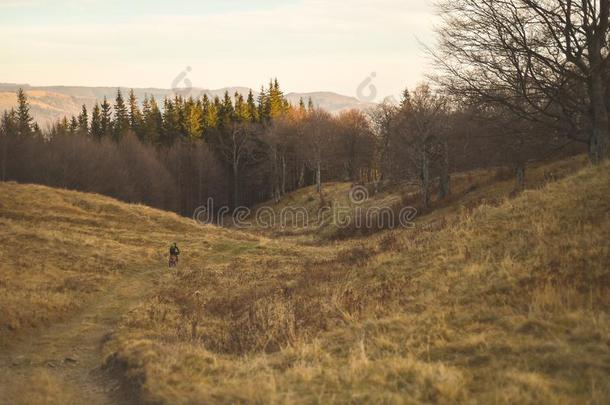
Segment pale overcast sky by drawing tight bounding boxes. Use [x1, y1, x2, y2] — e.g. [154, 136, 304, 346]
[0, 0, 437, 100]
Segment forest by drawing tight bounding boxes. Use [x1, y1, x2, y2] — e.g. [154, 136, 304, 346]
[0, 79, 589, 219]
[1, 0, 608, 219]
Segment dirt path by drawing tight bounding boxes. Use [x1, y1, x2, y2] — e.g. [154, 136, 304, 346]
[0, 265, 161, 405]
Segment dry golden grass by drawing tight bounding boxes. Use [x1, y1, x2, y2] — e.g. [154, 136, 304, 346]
[0, 181, 266, 403]
[102, 156, 609, 404]
[0, 181, 265, 339]
[0, 181, 195, 343]
[0, 155, 607, 404]
[245, 155, 589, 242]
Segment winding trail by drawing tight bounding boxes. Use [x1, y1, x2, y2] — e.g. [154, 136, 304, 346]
[0, 265, 161, 404]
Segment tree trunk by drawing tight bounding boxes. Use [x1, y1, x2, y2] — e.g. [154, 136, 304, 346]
[515, 165, 525, 190]
[197, 163, 202, 206]
[438, 140, 451, 199]
[316, 161, 322, 194]
[421, 148, 430, 208]
[0, 136, 6, 182]
[281, 154, 286, 195]
[588, 71, 609, 165]
[298, 164, 305, 188]
[232, 162, 239, 208]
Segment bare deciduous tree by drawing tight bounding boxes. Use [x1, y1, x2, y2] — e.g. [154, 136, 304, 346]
[299, 109, 336, 194]
[432, 0, 609, 164]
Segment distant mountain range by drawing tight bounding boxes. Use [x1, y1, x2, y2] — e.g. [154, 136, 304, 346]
[0, 83, 376, 129]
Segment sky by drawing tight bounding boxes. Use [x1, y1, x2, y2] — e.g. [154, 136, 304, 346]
[0, 0, 437, 101]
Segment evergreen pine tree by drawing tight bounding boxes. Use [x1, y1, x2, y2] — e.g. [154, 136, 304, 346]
[174, 95, 188, 137]
[399, 88, 412, 110]
[161, 98, 181, 145]
[113, 89, 130, 140]
[299, 97, 306, 114]
[246, 90, 258, 123]
[307, 97, 315, 112]
[1, 109, 18, 138]
[77, 105, 89, 135]
[234, 92, 248, 122]
[142, 95, 162, 144]
[257, 86, 271, 123]
[268, 78, 287, 118]
[200, 94, 211, 130]
[90, 103, 103, 139]
[16, 88, 33, 137]
[100, 97, 113, 138]
[128, 89, 143, 140]
[60, 116, 69, 133]
[184, 97, 202, 140]
[32, 122, 42, 137]
[218, 91, 235, 130]
[51, 116, 70, 137]
[69, 116, 79, 135]
[141, 95, 151, 141]
[152, 98, 164, 143]
[200, 94, 219, 140]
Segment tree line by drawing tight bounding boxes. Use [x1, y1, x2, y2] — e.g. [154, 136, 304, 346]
[1, 81, 586, 219]
[2, 0, 608, 217]
[0, 81, 382, 216]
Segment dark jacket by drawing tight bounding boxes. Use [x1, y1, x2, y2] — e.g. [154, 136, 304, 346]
[170, 246, 180, 256]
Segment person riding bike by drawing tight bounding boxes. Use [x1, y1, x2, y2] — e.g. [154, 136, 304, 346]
[169, 242, 180, 268]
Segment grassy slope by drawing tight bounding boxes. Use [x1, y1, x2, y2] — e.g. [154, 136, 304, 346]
[106, 158, 609, 404]
[247, 155, 589, 242]
[0, 181, 280, 404]
[0, 181, 264, 343]
[0, 156, 607, 403]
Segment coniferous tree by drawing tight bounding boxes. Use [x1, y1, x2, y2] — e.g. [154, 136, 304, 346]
[184, 97, 203, 140]
[173, 95, 187, 136]
[90, 103, 102, 139]
[218, 91, 235, 130]
[128, 89, 143, 140]
[100, 97, 113, 138]
[32, 122, 42, 137]
[152, 98, 164, 133]
[234, 92, 248, 122]
[16, 89, 33, 137]
[307, 97, 315, 112]
[142, 95, 162, 144]
[77, 105, 89, 136]
[141, 95, 152, 142]
[201, 95, 219, 140]
[399, 88, 412, 110]
[113, 89, 130, 140]
[268, 78, 287, 118]
[69, 116, 79, 135]
[1, 110, 17, 137]
[257, 86, 271, 123]
[246, 90, 258, 123]
[0, 110, 17, 181]
[161, 98, 181, 145]
[200, 94, 211, 132]
[299, 97, 306, 114]
[60, 116, 69, 133]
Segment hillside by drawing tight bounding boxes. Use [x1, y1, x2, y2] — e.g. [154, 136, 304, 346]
[103, 158, 609, 404]
[0, 84, 375, 128]
[0, 157, 609, 404]
[247, 155, 589, 242]
[0, 181, 291, 404]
